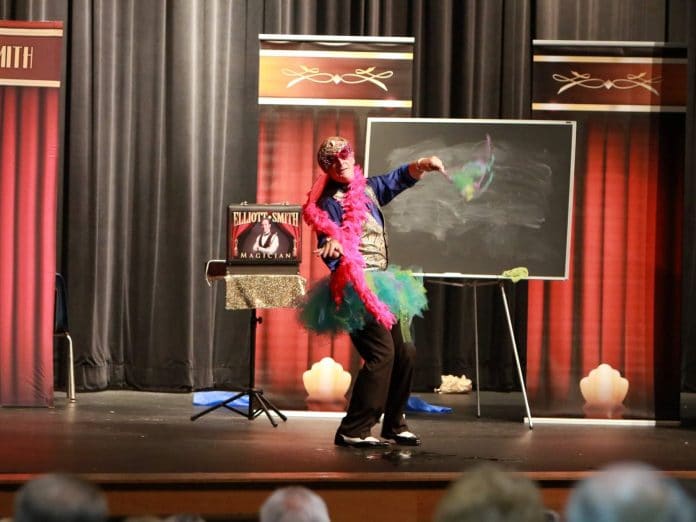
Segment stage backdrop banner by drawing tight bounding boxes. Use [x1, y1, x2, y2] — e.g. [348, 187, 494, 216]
[255, 35, 413, 399]
[0, 21, 63, 406]
[528, 41, 687, 421]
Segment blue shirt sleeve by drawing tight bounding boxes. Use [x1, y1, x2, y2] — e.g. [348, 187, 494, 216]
[367, 164, 417, 206]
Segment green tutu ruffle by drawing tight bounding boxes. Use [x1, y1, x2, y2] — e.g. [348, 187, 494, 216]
[298, 267, 428, 335]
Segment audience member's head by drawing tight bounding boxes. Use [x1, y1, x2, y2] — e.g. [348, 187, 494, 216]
[259, 486, 330, 522]
[163, 515, 206, 522]
[14, 473, 108, 522]
[565, 461, 696, 522]
[434, 463, 547, 522]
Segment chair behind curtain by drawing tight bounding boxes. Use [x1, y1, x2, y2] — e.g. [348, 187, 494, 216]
[54, 273, 75, 402]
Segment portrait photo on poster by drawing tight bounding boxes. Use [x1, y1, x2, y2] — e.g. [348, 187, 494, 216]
[364, 118, 576, 280]
[227, 204, 302, 265]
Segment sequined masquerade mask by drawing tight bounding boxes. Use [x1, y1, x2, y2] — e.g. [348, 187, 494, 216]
[317, 137, 353, 173]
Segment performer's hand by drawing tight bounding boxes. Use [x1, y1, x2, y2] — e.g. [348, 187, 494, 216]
[315, 238, 343, 259]
[428, 156, 448, 178]
[409, 156, 449, 181]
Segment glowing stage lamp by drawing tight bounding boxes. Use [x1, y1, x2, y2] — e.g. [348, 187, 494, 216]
[580, 363, 629, 418]
[302, 357, 351, 410]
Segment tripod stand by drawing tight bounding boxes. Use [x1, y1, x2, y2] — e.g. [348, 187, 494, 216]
[191, 309, 287, 427]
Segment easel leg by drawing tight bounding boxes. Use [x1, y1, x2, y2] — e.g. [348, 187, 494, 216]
[499, 282, 534, 429]
[474, 284, 481, 418]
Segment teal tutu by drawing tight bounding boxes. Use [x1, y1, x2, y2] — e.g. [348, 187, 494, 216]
[298, 267, 428, 334]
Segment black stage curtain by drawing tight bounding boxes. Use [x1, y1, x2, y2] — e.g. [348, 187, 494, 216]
[2, 0, 261, 391]
[1, 0, 693, 393]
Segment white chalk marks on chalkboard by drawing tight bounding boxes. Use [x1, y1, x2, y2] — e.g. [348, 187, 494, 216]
[386, 137, 554, 241]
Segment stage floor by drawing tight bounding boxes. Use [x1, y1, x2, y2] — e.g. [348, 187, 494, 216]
[1, 390, 696, 521]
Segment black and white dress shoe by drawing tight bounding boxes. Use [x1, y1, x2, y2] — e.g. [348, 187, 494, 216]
[381, 430, 421, 446]
[334, 433, 390, 448]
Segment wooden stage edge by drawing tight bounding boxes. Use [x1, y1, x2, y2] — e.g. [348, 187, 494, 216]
[1, 470, 696, 521]
[0, 472, 575, 521]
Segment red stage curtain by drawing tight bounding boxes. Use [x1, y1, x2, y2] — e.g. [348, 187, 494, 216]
[0, 86, 59, 406]
[255, 108, 358, 394]
[526, 114, 682, 418]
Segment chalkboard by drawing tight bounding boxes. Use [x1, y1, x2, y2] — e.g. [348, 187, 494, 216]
[364, 118, 576, 279]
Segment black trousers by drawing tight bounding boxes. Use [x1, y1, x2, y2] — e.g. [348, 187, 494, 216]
[338, 319, 416, 438]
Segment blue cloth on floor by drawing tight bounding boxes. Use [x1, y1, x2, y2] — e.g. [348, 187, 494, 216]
[406, 395, 453, 414]
[193, 391, 249, 408]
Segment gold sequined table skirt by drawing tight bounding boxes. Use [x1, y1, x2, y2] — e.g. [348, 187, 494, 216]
[224, 274, 306, 310]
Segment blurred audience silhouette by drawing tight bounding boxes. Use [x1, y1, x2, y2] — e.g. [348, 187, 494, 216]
[434, 463, 547, 522]
[14, 473, 108, 522]
[259, 486, 330, 522]
[565, 461, 696, 522]
[163, 515, 206, 522]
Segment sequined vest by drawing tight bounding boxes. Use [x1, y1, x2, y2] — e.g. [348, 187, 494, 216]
[333, 186, 388, 270]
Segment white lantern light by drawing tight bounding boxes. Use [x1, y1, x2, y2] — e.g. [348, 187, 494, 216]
[579, 363, 629, 417]
[302, 357, 351, 408]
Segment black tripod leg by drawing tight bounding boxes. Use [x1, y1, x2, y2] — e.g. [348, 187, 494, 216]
[192, 309, 287, 427]
[257, 392, 287, 422]
[251, 392, 278, 427]
[222, 391, 254, 419]
[190, 391, 246, 421]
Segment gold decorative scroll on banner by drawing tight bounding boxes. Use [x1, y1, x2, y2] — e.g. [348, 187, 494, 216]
[259, 35, 414, 108]
[0, 21, 62, 87]
[532, 42, 687, 112]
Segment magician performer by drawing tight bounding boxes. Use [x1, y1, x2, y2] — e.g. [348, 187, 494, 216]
[299, 136, 447, 448]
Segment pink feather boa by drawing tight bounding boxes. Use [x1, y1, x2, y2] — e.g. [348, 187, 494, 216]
[302, 166, 397, 329]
